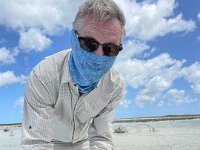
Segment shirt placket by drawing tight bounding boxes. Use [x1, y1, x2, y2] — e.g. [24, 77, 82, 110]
[68, 82, 80, 142]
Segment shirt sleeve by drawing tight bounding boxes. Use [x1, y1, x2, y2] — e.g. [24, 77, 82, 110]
[21, 70, 54, 150]
[88, 78, 125, 150]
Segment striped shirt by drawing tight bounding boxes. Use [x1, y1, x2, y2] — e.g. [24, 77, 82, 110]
[21, 50, 125, 150]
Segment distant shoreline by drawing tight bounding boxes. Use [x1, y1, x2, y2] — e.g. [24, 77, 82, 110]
[114, 114, 200, 123]
[0, 114, 200, 127]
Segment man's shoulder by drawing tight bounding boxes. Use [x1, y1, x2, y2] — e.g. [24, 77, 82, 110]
[41, 49, 70, 66]
[32, 49, 71, 81]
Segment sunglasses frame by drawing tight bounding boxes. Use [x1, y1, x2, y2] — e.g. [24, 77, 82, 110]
[75, 31, 123, 56]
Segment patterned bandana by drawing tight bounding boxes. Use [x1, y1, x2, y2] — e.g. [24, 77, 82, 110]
[69, 29, 116, 93]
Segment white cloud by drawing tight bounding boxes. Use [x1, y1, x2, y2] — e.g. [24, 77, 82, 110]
[117, 39, 151, 62]
[115, 37, 186, 106]
[115, 53, 185, 89]
[0, 0, 196, 54]
[115, 51, 188, 106]
[115, 0, 196, 41]
[0, 0, 196, 46]
[166, 89, 197, 104]
[14, 97, 24, 114]
[0, 71, 26, 86]
[19, 28, 52, 52]
[14, 97, 24, 108]
[120, 99, 132, 108]
[0, 47, 19, 64]
[0, 0, 84, 34]
[0, 0, 85, 52]
[116, 54, 200, 106]
[182, 62, 200, 94]
[135, 76, 172, 105]
[113, 0, 198, 107]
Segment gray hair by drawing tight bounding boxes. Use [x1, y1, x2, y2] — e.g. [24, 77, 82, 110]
[73, 0, 126, 39]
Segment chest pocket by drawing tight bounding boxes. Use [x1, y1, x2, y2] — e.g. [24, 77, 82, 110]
[75, 90, 112, 124]
[54, 83, 72, 116]
[52, 83, 74, 142]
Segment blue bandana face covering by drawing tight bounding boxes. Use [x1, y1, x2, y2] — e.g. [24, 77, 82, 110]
[69, 29, 116, 93]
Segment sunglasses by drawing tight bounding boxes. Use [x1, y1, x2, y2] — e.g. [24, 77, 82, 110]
[75, 32, 123, 56]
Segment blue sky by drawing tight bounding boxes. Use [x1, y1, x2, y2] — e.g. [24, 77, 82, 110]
[0, 0, 200, 124]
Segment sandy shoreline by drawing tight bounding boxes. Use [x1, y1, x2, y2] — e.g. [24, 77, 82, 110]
[113, 114, 200, 123]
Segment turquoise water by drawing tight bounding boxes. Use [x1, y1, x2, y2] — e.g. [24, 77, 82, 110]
[0, 119, 200, 150]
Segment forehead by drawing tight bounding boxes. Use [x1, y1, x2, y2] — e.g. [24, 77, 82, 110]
[78, 17, 123, 44]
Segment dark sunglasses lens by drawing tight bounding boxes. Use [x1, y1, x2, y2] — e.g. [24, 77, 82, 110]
[79, 37, 98, 52]
[103, 44, 122, 56]
[78, 36, 123, 56]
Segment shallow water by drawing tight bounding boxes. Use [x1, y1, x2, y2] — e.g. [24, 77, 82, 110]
[113, 119, 200, 150]
[0, 128, 22, 150]
[0, 119, 200, 150]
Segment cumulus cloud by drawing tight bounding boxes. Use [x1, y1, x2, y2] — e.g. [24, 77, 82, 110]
[115, 0, 196, 41]
[14, 97, 24, 108]
[14, 97, 24, 114]
[19, 28, 52, 52]
[0, 71, 26, 86]
[120, 99, 132, 108]
[166, 89, 197, 104]
[0, 0, 83, 34]
[0, 0, 85, 52]
[115, 53, 185, 89]
[182, 62, 200, 94]
[135, 76, 172, 104]
[113, 0, 198, 106]
[0, 47, 19, 64]
[115, 50, 200, 106]
[116, 39, 152, 62]
[115, 50, 192, 106]
[0, 0, 196, 51]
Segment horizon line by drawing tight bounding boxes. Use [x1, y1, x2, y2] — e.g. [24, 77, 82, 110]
[1, 114, 200, 126]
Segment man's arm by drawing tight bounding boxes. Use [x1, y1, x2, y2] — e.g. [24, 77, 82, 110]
[21, 70, 54, 150]
[88, 78, 125, 150]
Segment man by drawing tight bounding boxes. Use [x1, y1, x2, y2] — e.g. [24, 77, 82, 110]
[21, 0, 126, 149]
